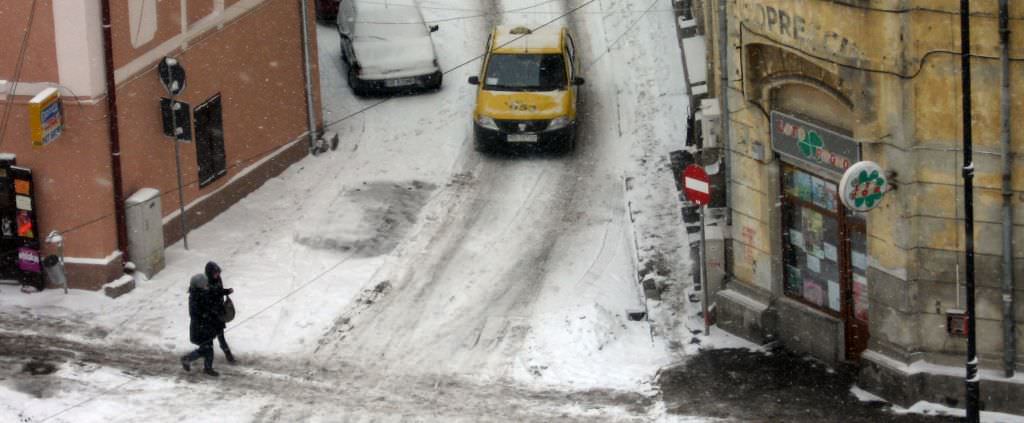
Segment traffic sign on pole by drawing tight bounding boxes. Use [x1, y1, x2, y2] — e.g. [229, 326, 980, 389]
[158, 57, 186, 96]
[683, 164, 711, 205]
[682, 164, 713, 334]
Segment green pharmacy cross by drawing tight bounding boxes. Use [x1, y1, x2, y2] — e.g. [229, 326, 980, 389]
[839, 161, 889, 212]
[798, 130, 823, 159]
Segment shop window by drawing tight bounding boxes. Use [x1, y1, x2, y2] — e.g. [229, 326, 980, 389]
[781, 165, 866, 319]
[194, 94, 226, 188]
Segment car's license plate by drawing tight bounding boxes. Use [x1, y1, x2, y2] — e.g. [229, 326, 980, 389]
[385, 78, 416, 87]
[507, 133, 538, 143]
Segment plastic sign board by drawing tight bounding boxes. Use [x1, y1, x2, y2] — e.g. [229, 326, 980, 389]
[28, 87, 64, 147]
[683, 164, 711, 206]
[771, 111, 860, 177]
[839, 161, 888, 212]
[160, 98, 192, 142]
[158, 57, 186, 96]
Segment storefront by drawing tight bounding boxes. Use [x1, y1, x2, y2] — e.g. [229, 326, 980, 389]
[771, 111, 869, 360]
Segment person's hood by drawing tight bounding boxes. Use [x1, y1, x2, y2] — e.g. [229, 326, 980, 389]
[351, 37, 438, 79]
[189, 274, 209, 291]
[205, 261, 221, 280]
[475, 90, 572, 120]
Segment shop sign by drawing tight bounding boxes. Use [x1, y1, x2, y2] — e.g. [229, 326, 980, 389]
[28, 88, 64, 147]
[17, 247, 40, 273]
[739, 2, 867, 64]
[771, 111, 860, 176]
[839, 161, 888, 212]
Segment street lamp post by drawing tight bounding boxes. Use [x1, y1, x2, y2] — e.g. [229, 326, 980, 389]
[959, 1, 980, 421]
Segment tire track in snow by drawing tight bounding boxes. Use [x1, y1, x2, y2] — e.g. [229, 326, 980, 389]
[0, 329, 657, 422]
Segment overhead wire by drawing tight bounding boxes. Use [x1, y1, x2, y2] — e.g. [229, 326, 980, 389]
[320, 0, 601, 130]
[49, 0, 666, 248]
[34, 0, 693, 418]
[0, 0, 40, 148]
[739, 21, 1024, 81]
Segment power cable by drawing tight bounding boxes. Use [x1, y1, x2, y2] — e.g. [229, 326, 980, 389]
[0, 0, 40, 148]
[739, 21, 1024, 81]
[828, 0, 1024, 20]
[584, 0, 661, 71]
[43, 0, 665, 250]
[33, 2, 682, 420]
[320, 0, 601, 130]
[224, 252, 355, 332]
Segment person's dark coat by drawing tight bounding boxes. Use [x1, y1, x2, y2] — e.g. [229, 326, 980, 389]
[188, 274, 220, 345]
[204, 261, 231, 330]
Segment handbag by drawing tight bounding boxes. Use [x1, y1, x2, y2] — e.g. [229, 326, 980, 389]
[221, 295, 236, 323]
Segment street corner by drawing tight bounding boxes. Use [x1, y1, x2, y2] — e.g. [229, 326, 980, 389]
[654, 346, 962, 422]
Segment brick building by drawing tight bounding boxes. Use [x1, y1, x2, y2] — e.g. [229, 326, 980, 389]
[0, 0, 322, 290]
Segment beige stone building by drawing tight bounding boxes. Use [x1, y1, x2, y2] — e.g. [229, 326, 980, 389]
[687, 0, 1024, 413]
[0, 0, 322, 290]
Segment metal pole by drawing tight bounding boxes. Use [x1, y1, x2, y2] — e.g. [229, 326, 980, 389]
[959, 1, 979, 420]
[700, 205, 710, 335]
[170, 95, 189, 250]
[998, 0, 1016, 379]
[57, 237, 65, 294]
[298, 0, 318, 153]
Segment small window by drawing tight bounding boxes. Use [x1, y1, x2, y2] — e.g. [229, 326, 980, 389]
[194, 94, 226, 187]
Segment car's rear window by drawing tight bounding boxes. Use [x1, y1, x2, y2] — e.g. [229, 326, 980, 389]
[483, 54, 567, 92]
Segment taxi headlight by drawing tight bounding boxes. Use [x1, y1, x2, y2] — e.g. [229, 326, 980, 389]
[547, 116, 572, 131]
[475, 115, 499, 130]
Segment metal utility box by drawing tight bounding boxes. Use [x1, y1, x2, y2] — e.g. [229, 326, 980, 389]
[125, 188, 165, 277]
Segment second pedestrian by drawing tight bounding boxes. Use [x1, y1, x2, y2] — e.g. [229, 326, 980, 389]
[180, 273, 221, 377]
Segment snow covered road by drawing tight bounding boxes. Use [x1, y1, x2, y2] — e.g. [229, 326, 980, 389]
[1, 0, 700, 421]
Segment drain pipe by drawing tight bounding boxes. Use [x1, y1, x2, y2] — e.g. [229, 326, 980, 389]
[717, 0, 733, 293]
[298, 0, 318, 154]
[998, 0, 1016, 378]
[718, 0, 731, 223]
[100, 0, 129, 264]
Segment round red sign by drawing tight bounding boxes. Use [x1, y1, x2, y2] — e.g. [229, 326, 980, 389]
[683, 165, 711, 206]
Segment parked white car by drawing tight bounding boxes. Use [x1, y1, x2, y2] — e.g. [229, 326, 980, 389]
[336, 0, 443, 96]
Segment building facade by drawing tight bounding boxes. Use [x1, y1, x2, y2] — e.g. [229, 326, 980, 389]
[689, 0, 1024, 413]
[0, 0, 322, 290]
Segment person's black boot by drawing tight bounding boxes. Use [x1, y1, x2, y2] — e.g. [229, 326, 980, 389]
[224, 349, 236, 364]
[203, 367, 219, 377]
[180, 356, 191, 372]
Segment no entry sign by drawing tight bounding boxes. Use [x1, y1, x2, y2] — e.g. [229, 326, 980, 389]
[683, 164, 711, 206]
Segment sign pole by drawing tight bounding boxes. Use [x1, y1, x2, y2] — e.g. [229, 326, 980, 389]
[160, 57, 190, 251]
[700, 205, 709, 335]
[683, 164, 713, 336]
[170, 93, 189, 250]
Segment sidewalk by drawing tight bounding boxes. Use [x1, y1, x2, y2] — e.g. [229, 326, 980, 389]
[655, 345, 960, 422]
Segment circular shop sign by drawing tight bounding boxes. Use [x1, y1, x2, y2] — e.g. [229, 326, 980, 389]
[840, 161, 888, 212]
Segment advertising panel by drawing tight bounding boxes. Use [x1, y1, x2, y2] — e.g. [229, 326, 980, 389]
[28, 88, 64, 147]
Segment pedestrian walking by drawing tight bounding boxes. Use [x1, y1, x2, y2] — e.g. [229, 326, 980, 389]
[205, 261, 236, 363]
[180, 273, 221, 376]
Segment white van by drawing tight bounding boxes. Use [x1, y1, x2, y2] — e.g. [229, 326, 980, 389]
[336, 0, 443, 96]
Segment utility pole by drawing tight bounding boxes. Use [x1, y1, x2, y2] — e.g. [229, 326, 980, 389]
[959, 1, 980, 421]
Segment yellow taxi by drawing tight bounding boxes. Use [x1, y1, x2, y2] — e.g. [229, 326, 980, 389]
[468, 25, 584, 153]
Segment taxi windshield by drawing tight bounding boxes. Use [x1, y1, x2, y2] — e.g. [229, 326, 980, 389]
[482, 54, 567, 92]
